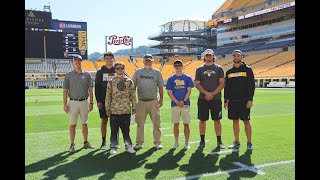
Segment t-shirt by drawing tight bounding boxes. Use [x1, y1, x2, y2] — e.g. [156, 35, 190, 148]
[166, 74, 194, 107]
[132, 68, 164, 100]
[95, 65, 116, 103]
[194, 64, 224, 100]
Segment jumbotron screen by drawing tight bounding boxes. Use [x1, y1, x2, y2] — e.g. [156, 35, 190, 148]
[25, 28, 88, 59]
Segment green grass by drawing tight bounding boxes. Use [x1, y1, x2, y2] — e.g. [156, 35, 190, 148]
[25, 88, 295, 179]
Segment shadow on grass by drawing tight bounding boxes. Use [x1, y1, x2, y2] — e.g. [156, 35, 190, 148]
[25, 148, 83, 174]
[144, 148, 186, 179]
[179, 147, 220, 180]
[39, 148, 156, 179]
[219, 150, 256, 180]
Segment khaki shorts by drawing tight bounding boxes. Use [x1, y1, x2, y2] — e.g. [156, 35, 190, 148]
[171, 105, 190, 124]
[68, 100, 88, 125]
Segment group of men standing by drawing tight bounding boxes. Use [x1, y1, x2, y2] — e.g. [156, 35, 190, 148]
[62, 48, 255, 154]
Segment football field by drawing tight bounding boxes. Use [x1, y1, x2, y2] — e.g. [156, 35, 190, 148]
[25, 88, 295, 179]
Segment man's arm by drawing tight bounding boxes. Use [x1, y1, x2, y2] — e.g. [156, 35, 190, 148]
[211, 77, 225, 96]
[129, 80, 137, 114]
[194, 80, 213, 100]
[88, 86, 93, 112]
[158, 85, 163, 107]
[63, 88, 69, 113]
[105, 81, 112, 116]
[94, 71, 103, 103]
[183, 87, 192, 102]
[167, 90, 181, 106]
[247, 68, 255, 101]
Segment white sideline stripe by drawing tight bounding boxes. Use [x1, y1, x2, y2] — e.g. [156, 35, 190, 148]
[150, 127, 170, 130]
[188, 140, 209, 144]
[26, 113, 294, 135]
[164, 134, 185, 137]
[173, 159, 295, 180]
[210, 149, 239, 155]
[233, 162, 266, 175]
[255, 159, 295, 168]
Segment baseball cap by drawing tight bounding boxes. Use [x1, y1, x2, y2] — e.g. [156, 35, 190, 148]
[143, 54, 154, 61]
[202, 49, 215, 56]
[73, 54, 83, 60]
[173, 59, 183, 65]
[232, 50, 242, 56]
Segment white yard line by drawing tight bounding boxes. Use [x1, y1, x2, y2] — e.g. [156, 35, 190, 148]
[210, 149, 239, 155]
[173, 159, 295, 180]
[188, 140, 209, 144]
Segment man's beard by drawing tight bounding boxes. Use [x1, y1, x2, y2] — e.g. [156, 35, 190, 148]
[233, 59, 241, 64]
[205, 59, 213, 63]
[145, 65, 151, 68]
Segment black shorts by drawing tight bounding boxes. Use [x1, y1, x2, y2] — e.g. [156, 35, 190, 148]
[98, 101, 109, 119]
[228, 100, 251, 121]
[197, 99, 222, 121]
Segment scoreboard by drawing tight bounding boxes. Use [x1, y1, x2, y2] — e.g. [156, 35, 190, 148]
[25, 16, 88, 59]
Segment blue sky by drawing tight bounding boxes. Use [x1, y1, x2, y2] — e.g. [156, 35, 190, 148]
[25, 0, 225, 54]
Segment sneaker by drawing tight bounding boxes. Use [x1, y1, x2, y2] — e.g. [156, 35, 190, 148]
[197, 141, 205, 150]
[247, 142, 253, 151]
[217, 143, 225, 149]
[184, 143, 190, 150]
[116, 144, 121, 149]
[68, 144, 75, 153]
[110, 148, 117, 154]
[172, 143, 179, 149]
[83, 142, 95, 149]
[126, 145, 136, 153]
[228, 141, 240, 149]
[155, 144, 163, 149]
[134, 144, 143, 150]
[100, 143, 106, 150]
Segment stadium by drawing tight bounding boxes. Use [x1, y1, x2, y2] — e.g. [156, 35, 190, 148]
[25, 0, 295, 179]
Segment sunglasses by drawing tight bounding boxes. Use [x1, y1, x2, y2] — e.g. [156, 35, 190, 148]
[174, 64, 182, 67]
[115, 67, 124, 70]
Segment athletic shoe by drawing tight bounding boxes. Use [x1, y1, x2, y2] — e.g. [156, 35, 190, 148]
[172, 143, 179, 149]
[110, 148, 117, 155]
[116, 144, 121, 149]
[197, 141, 205, 150]
[126, 145, 136, 154]
[68, 144, 75, 153]
[155, 144, 163, 149]
[247, 142, 253, 151]
[100, 143, 106, 150]
[184, 143, 190, 150]
[217, 143, 225, 149]
[228, 141, 240, 149]
[83, 142, 95, 149]
[134, 144, 143, 150]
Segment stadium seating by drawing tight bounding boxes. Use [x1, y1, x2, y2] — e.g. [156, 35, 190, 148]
[81, 61, 96, 71]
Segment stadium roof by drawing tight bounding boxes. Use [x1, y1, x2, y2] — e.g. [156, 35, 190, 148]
[159, 20, 206, 31]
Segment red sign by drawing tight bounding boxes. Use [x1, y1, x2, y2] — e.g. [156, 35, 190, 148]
[107, 35, 132, 46]
[59, 22, 65, 29]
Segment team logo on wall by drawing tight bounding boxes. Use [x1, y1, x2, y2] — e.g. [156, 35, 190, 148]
[117, 82, 126, 91]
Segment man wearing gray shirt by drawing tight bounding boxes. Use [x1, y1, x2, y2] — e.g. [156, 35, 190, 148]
[132, 54, 164, 150]
[63, 55, 95, 153]
[194, 49, 225, 151]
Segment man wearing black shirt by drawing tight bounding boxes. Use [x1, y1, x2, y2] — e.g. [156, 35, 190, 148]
[95, 52, 117, 150]
[224, 50, 255, 151]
